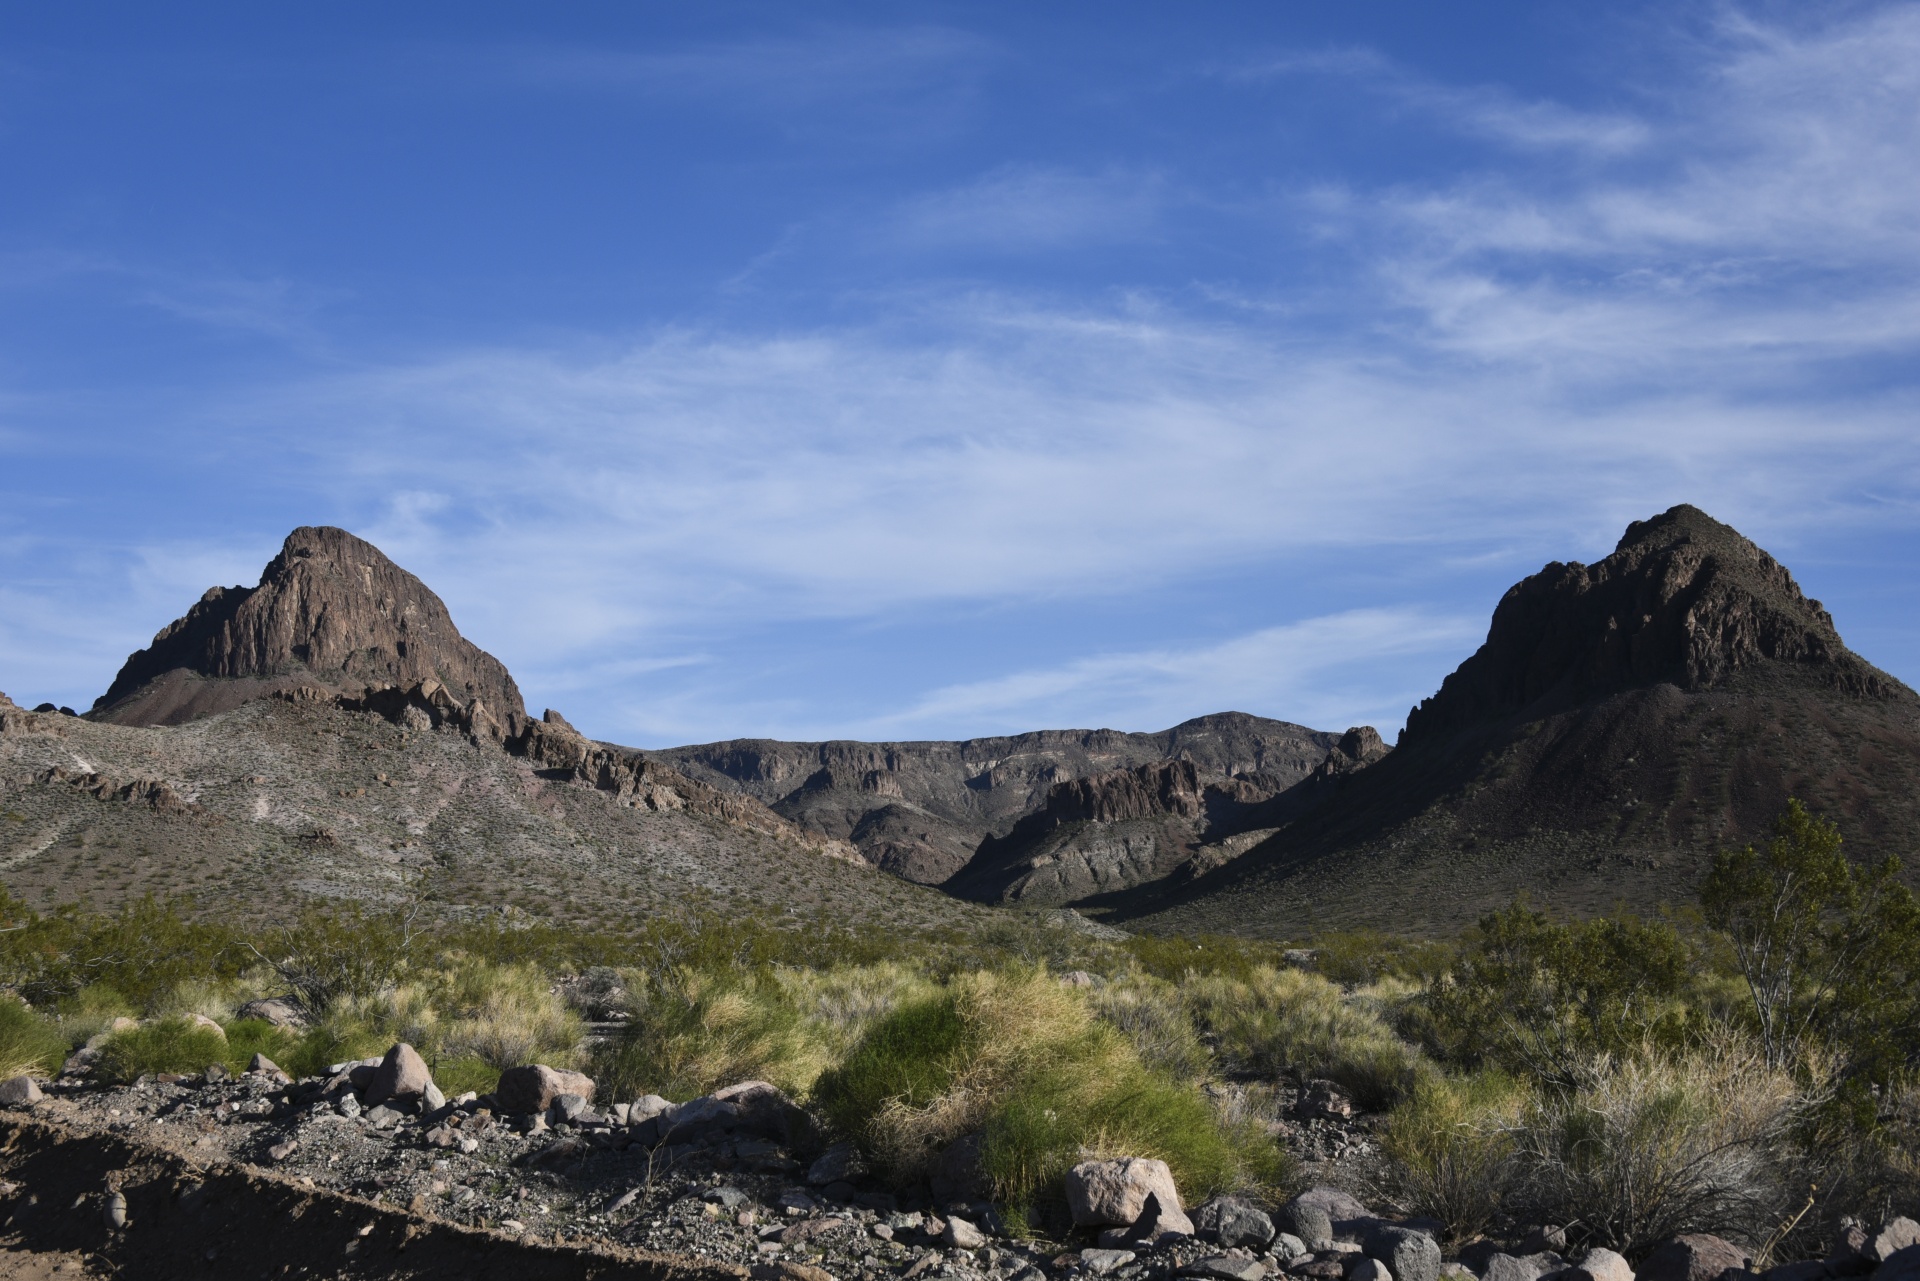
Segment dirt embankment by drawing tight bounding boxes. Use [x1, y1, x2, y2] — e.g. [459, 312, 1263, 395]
[0, 1113, 744, 1281]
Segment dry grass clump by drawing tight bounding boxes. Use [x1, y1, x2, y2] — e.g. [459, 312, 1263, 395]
[593, 969, 826, 1102]
[816, 968, 1286, 1224]
[0, 996, 67, 1078]
[1089, 974, 1210, 1080]
[1514, 1035, 1810, 1255]
[775, 962, 936, 1060]
[1377, 1069, 1528, 1245]
[284, 959, 581, 1090]
[1185, 965, 1431, 1108]
[1378, 1033, 1813, 1254]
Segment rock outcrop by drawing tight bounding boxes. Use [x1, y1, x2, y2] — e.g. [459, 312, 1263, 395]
[943, 731, 1390, 906]
[656, 714, 1354, 885]
[1120, 505, 1920, 937]
[506, 709, 862, 860]
[93, 526, 526, 731]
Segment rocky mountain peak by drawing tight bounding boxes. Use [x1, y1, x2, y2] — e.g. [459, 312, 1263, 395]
[93, 526, 526, 729]
[1402, 505, 1889, 745]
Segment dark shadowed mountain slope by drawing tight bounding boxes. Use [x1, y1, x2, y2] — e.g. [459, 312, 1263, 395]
[943, 728, 1392, 906]
[93, 527, 527, 731]
[654, 714, 1347, 884]
[1117, 506, 1920, 939]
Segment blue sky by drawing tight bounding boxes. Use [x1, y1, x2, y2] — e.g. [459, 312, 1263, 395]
[2, 2, 1918, 747]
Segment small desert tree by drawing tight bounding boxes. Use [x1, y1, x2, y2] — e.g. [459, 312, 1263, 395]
[1700, 800, 1920, 1085]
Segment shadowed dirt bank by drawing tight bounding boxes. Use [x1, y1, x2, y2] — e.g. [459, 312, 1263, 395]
[0, 1114, 744, 1281]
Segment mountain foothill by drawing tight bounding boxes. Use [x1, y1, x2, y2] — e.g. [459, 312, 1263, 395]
[3, 505, 1913, 938]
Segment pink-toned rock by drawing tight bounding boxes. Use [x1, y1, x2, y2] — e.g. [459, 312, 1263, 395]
[363, 1042, 433, 1107]
[1569, 1248, 1635, 1281]
[494, 1064, 595, 1115]
[1066, 1157, 1184, 1228]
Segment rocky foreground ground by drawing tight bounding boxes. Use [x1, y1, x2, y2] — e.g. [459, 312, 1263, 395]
[0, 1049, 1915, 1281]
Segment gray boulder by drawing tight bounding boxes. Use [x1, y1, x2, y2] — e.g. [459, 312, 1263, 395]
[1347, 1261, 1391, 1281]
[809, 1141, 860, 1187]
[1294, 1186, 1371, 1223]
[0, 1076, 41, 1106]
[1876, 1222, 1920, 1264]
[1483, 1254, 1559, 1281]
[236, 997, 306, 1028]
[1276, 1200, 1335, 1249]
[1568, 1248, 1634, 1281]
[1193, 1196, 1276, 1250]
[1364, 1224, 1441, 1281]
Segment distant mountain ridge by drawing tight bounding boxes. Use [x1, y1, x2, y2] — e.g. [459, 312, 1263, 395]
[1118, 505, 1920, 937]
[652, 713, 1375, 889]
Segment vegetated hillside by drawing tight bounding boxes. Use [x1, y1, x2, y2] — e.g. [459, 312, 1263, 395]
[1119, 505, 1920, 938]
[2, 526, 983, 933]
[0, 689, 980, 932]
[654, 713, 1354, 885]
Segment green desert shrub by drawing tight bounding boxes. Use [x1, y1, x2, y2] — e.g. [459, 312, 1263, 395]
[95, 1017, 230, 1083]
[219, 1018, 298, 1071]
[816, 967, 1283, 1222]
[1185, 965, 1430, 1108]
[0, 996, 68, 1078]
[1378, 1069, 1529, 1246]
[1425, 904, 1698, 1088]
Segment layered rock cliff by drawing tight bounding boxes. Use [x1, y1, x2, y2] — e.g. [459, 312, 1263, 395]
[93, 527, 526, 731]
[943, 731, 1391, 906]
[655, 713, 1343, 884]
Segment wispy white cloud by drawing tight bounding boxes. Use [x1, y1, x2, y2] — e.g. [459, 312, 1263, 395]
[1240, 46, 1650, 155]
[862, 608, 1485, 741]
[7, 6, 1920, 743]
[887, 166, 1167, 252]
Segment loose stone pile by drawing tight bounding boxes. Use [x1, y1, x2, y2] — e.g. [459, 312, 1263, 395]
[2, 1052, 1915, 1281]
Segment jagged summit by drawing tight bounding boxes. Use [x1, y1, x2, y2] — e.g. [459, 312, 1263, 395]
[93, 526, 526, 729]
[1403, 504, 1890, 745]
[1118, 505, 1920, 938]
